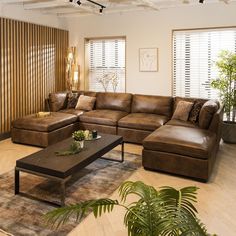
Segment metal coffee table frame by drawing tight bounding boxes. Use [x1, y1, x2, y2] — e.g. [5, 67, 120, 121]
[15, 139, 124, 207]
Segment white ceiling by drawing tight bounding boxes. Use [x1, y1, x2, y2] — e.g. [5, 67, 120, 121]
[0, 0, 235, 17]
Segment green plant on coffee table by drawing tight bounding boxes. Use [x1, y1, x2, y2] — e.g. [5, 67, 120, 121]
[72, 130, 85, 141]
[55, 142, 81, 156]
[44, 181, 215, 236]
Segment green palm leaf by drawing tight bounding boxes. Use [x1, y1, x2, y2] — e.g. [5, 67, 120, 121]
[45, 181, 215, 236]
[44, 198, 118, 228]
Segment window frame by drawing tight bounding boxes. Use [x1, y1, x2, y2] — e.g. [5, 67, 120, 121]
[84, 36, 127, 92]
[171, 26, 236, 98]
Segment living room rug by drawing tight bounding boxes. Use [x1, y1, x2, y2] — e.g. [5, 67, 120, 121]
[0, 150, 141, 236]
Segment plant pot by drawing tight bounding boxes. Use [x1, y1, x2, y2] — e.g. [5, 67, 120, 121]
[221, 121, 236, 144]
[74, 140, 84, 149]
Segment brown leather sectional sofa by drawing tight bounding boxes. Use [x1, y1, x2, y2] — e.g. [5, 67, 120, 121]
[11, 91, 223, 181]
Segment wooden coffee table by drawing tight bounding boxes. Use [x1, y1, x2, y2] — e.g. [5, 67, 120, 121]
[15, 133, 124, 206]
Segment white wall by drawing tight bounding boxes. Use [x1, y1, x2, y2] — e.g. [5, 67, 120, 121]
[68, 3, 236, 96]
[0, 3, 68, 29]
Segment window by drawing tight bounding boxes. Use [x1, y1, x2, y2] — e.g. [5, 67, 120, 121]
[85, 37, 126, 92]
[173, 28, 236, 99]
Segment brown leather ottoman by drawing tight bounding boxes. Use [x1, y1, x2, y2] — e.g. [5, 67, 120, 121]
[142, 125, 217, 181]
[11, 112, 79, 147]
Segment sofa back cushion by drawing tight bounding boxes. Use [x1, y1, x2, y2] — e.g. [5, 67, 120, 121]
[49, 92, 67, 112]
[83, 91, 97, 97]
[199, 100, 219, 129]
[71, 91, 97, 97]
[131, 94, 173, 117]
[96, 92, 132, 113]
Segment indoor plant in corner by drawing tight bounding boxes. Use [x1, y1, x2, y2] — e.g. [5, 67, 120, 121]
[211, 50, 236, 143]
[45, 181, 215, 236]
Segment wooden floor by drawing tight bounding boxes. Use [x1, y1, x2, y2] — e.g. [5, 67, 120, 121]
[0, 139, 236, 236]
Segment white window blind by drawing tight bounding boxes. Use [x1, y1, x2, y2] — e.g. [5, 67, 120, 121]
[173, 28, 236, 99]
[85, 37, 126, 92]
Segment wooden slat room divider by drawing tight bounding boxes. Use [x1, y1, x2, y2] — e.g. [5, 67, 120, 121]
[0, 17, 68, 135]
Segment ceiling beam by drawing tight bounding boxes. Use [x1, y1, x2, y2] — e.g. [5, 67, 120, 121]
[136, 0, 159, 10]
[57, 5, 156, 17]
[57, 4, 100, 15]
[41, 7, 80, 14]
[23, 0, 68, 10]
[22, 0, 100, 14]
[0, 0, 38, 3]
[219, 0, 229, 3]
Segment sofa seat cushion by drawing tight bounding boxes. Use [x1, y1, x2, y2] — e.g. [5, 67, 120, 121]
[79, 109, 128, 126]
[12, 112, 77, 132]
[166, 119, 198, 128]
[143, 125, 216, 159]
[118, 113, 169, 131]
[59, 109, 84, 120]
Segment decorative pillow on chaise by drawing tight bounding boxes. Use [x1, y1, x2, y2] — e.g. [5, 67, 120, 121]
[189, 101, 204, 123]
[172, 101, 194, 121]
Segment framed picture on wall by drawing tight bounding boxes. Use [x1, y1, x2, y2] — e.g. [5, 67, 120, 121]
[139, 48, 158, 72]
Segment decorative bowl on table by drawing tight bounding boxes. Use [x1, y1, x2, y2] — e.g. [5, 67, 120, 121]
[83, 130, 100, 140]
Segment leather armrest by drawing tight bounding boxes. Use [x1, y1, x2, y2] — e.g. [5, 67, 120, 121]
[208, 104, 224, 144]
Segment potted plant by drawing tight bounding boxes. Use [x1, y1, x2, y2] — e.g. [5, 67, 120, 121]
[211, 50, 236, 143]
[72, 130, 85, 148]
[45, 181, 215, 236]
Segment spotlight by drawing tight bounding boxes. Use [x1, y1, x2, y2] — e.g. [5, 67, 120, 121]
[77, 0, 81, 5]
[199, 0, 204, 3]
[69, 0, 73, 2]
[99, 7, 103, 14]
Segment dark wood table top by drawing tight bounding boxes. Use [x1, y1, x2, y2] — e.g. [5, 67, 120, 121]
[16, 133, 123, 178]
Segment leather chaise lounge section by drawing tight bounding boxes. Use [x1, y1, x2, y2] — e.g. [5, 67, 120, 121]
[11, 112, 79, 147]
[11, 91, 223, 181]
[142, 97, 223, 181]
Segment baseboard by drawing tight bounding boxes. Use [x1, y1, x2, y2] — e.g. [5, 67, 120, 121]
[0, 132, 11, 141]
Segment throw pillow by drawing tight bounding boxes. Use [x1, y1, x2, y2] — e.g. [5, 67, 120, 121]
[189, 101, 204, 123]
[172, 101, 194, 121]
[67, 92, 79, 109]
[75, 95, 96, 111]
[199, 100, 219, 129]
[49, 92, 67, 112]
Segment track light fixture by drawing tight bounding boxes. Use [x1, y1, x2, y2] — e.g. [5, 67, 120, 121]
[77, 0, 81, 5]
[87, 0, 106, 13]
[99, 6, 104, 14]
[199, 0, 204, 3]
